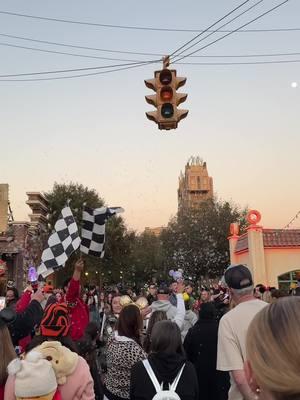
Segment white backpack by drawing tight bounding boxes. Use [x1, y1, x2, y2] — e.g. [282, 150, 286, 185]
[143, 359, 185, 400]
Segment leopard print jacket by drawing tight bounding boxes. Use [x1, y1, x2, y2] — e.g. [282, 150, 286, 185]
[104, 338, 146, 399]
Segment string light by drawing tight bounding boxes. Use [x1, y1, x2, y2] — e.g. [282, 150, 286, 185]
[283, 210, 300, 230]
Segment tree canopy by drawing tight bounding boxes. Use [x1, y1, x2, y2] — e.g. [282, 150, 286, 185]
[160, 199, 247, 280]
[43, 182, 247, 287]
[45, 182, 104, 230]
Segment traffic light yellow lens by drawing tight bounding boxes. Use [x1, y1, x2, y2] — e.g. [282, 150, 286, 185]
[160, 86, 173, 101]
[161, 103, 174, 118]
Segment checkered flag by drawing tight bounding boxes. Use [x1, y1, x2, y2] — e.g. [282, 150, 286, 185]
[38, 207, 81, 278]
[80, 206, 124, 258]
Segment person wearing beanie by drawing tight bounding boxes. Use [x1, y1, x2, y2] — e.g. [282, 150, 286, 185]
[6, 351, 60, 400]
[5, 302, 95, 400]
[40, 303, 71, 338]
[5, 348, 95, 400]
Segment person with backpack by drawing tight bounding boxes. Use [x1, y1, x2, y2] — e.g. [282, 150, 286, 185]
[130, 320, 198, 400]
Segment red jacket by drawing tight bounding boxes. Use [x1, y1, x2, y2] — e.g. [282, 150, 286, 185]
[16, 290, 32, 313]
[15, 290, 33, 352]
[0, 384, 4, 400]
[66, 278, 89, 341]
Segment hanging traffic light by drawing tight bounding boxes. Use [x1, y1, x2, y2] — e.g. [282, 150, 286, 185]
[145, 60, 188, 131]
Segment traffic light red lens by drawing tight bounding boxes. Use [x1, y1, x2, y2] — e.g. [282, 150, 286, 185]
[159, 69, 172, 85]
[160, 86, 173, 101]
[161, 103, 174, 118]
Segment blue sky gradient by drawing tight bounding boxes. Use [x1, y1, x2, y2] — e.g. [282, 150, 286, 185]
[1, 0, 300, 231]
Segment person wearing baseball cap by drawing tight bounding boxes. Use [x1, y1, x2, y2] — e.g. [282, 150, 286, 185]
[217, 265, 268, 400]
[150, 281, 186, 331]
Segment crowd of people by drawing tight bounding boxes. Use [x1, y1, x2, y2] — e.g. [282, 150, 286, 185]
[0, 260, 300, 400]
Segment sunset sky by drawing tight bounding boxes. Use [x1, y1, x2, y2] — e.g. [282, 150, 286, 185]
[1, 0, 300, 232]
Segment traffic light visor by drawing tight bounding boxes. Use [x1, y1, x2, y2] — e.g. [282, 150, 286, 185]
[159, 69, 172, 85]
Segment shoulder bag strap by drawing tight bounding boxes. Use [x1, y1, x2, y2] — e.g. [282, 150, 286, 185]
[143, 359, 162, 393]
[170, 364, 185, 391]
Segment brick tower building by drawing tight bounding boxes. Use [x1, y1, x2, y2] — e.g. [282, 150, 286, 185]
[178, 157, 213, 211]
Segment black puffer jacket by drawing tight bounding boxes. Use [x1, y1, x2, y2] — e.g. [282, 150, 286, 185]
[8, 299, 43, 345]
[130, 353, 199, 400]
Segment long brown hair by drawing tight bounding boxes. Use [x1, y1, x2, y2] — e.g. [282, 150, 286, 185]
[0, 320, 16, 385]
[150, 320, 184, 355]
[246, 297, 300, 400]
[117, 304, 142, 344]
[143, 310, 167, 353]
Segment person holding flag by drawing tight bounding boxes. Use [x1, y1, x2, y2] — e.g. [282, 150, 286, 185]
[64, 259, 89, 341]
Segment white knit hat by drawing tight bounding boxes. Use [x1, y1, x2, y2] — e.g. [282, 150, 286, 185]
[8, 351, 57, 398]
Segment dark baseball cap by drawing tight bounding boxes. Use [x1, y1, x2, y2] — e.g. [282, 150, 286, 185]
[224, 265, 253, 290]
[157, 283, 170, 295]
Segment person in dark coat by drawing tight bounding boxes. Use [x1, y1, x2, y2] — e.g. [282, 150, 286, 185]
[5, 287, 19, 311]
[6, 289, 44, 346]
[77, 322, 104, 400]
[183, 302, 230, 400]
[130, 320, 199, 400]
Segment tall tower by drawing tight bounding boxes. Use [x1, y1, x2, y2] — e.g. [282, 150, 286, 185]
[178, 157, 213, 211]
[0, 184, 9, 233]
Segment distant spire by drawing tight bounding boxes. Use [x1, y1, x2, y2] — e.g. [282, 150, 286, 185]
[188, 156, 204, 166]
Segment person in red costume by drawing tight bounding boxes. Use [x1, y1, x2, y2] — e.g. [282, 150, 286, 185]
[65, 259, 89, 341]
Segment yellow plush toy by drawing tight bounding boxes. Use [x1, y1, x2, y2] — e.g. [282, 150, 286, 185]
[36, 341, 78, 385]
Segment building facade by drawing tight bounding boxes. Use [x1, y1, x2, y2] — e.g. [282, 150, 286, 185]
[144, 227, 165, 236]
[0, 189, 49, 294]
[228, 210, 300, 291]
[178, 157, 213, 211]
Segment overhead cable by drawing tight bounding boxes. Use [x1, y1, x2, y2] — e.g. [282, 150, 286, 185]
[173, 0, 291, 63]
[0, 32, 300, 59]
[0, 9, 298, 33]
[170, 0, 252, 58]
[171, 0, 264, 61]
[0, 59, 159, 78]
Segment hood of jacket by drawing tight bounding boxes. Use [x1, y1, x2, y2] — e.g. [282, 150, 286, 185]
[148, 352, 186, 383]
[151, 300, 174, 315]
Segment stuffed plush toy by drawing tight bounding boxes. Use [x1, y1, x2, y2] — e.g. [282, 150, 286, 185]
[36, 341, 78, 385]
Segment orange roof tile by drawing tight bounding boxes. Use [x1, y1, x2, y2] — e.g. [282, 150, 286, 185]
[234, 229, 300, 253]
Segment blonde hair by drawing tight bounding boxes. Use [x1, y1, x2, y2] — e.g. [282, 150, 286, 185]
[246, 297, 300, 400]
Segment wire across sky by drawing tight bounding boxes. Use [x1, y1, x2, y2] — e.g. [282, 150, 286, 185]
[0, 0, 295, 82]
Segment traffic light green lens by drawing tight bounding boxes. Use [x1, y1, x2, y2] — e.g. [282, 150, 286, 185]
[161, 103, 174, 118]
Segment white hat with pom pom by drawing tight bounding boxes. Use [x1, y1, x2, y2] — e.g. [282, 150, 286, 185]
[7, 351, 57, 399]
